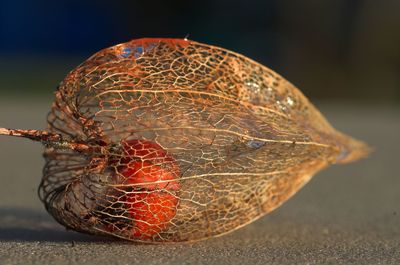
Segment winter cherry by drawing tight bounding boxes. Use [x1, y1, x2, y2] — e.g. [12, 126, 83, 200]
[116, 139, 180, 238]
[0, 38, 370, 243]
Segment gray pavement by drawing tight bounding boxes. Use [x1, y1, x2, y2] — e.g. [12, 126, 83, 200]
[0, 99, 399, 265]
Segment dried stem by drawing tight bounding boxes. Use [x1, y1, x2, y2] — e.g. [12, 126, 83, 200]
[0, 127, 91, 153]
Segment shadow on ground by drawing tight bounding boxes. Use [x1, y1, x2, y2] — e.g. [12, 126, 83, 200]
[0, 207, 112, 243]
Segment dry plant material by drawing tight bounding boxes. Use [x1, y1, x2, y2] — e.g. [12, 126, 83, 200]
[0, 38, 370, 243]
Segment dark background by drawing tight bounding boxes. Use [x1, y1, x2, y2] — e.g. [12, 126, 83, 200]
[0, 0, 399, 103]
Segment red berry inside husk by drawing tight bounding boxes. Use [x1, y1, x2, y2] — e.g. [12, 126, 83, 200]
[126, 192, 178, 238]
[115, 139, 180, 238]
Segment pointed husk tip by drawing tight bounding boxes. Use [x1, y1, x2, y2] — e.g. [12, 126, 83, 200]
[334, 132, 372, 164]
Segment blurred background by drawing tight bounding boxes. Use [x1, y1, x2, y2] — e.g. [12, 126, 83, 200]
[0, 0, 399, 102]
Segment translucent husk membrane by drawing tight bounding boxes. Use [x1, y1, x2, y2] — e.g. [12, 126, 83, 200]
[0, 38, 370, 243]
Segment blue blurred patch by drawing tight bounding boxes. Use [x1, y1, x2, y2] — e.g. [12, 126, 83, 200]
[247, 140, 265, 149]
[121, 47, 132, 58]
[135, 46, 143, 57]
[120, 46, 144, 59]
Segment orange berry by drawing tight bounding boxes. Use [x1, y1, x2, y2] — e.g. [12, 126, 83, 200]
[121, 160, 180, 190]
[119, 140, 180, 185]
[126, 192, 178, 238]
[113, 139, 180, 238]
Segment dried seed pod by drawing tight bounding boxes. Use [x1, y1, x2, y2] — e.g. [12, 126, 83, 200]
[0, 38, 370, 243]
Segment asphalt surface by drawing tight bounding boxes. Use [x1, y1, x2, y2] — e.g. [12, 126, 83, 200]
[0, 99, 399, 265]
